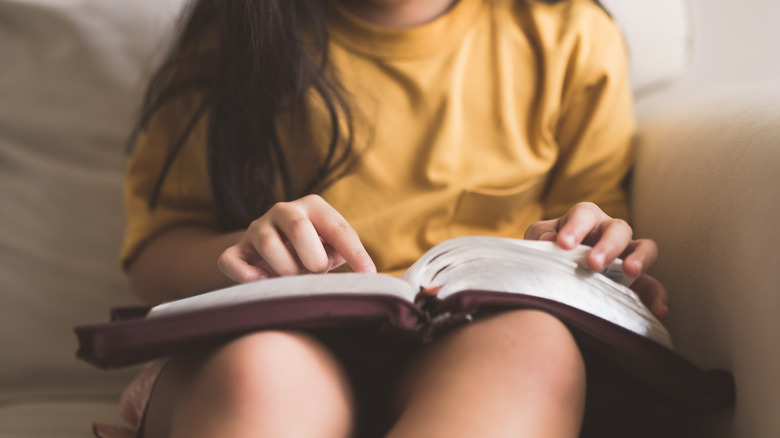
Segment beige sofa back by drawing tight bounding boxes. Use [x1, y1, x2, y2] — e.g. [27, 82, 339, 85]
[0, 0, 187, 404]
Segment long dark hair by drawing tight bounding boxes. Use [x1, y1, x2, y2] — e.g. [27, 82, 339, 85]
[130, 0, 354, 231]
[131, 0, 596, 232]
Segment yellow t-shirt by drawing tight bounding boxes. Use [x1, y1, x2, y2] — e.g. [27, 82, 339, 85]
[122, 0, 636, 274]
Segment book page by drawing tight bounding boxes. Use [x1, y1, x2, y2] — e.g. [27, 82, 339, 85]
[401, 237, 672, 349]
[149, 273, 417, 318]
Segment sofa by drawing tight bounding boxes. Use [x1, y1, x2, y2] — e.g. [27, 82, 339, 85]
[1, 0, 778, 437]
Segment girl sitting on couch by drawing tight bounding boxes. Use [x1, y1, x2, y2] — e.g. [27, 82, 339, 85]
[103, 0, 669, 437]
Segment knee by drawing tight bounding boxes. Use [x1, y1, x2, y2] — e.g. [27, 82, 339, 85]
[189, 331, 354, 426]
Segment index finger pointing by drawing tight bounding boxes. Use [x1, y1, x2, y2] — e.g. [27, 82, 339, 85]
[303, 197, 376, 274]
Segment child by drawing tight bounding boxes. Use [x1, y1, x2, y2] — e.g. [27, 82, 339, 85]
[107, 0, 670, 437]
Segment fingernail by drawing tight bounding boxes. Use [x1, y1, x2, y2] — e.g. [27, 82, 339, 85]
[561, 233, 576, 248]
[591, 251, 605, 267]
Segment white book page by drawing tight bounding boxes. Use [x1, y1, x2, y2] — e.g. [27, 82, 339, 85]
[148, 273, 416, 318]
[402, 237, 672, 349]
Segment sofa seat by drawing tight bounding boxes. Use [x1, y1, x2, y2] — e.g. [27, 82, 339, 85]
[0, 401, 125, 438]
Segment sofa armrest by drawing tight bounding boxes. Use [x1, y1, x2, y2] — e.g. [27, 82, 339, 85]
[631, 82, 780, 438]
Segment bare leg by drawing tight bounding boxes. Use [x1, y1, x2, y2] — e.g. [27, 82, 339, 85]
[386, 309, 586, 438]
[142, 331, 355, 438]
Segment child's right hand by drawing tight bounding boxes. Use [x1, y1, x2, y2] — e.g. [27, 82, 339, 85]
[217, 195, 376, 283]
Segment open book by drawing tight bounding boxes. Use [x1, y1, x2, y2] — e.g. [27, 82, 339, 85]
[75, 236, 734, 413]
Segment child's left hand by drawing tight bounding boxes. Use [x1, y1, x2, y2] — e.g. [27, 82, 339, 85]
[524, 202, 670, 319]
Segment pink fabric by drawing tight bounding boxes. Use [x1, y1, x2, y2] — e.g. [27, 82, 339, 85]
[92, 360, 167, 438]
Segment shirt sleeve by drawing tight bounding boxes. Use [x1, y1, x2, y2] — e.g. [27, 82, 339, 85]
[543, 23, 636, 222]
[120, 94, 217, 268]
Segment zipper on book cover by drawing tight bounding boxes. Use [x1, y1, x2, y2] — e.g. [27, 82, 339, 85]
[421, 308, 434, 343]
[421, 311, 474, 344]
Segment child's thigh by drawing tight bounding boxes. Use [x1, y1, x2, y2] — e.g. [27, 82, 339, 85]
[403, 309, 583, 377]
[392, 309, 587, 411]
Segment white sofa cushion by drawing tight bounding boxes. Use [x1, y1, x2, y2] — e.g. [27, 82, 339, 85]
[0, 0, 186, 406]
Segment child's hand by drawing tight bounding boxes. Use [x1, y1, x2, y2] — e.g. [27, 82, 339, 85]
[218, 195, 376, 283]
[524, 202, 670, 319]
